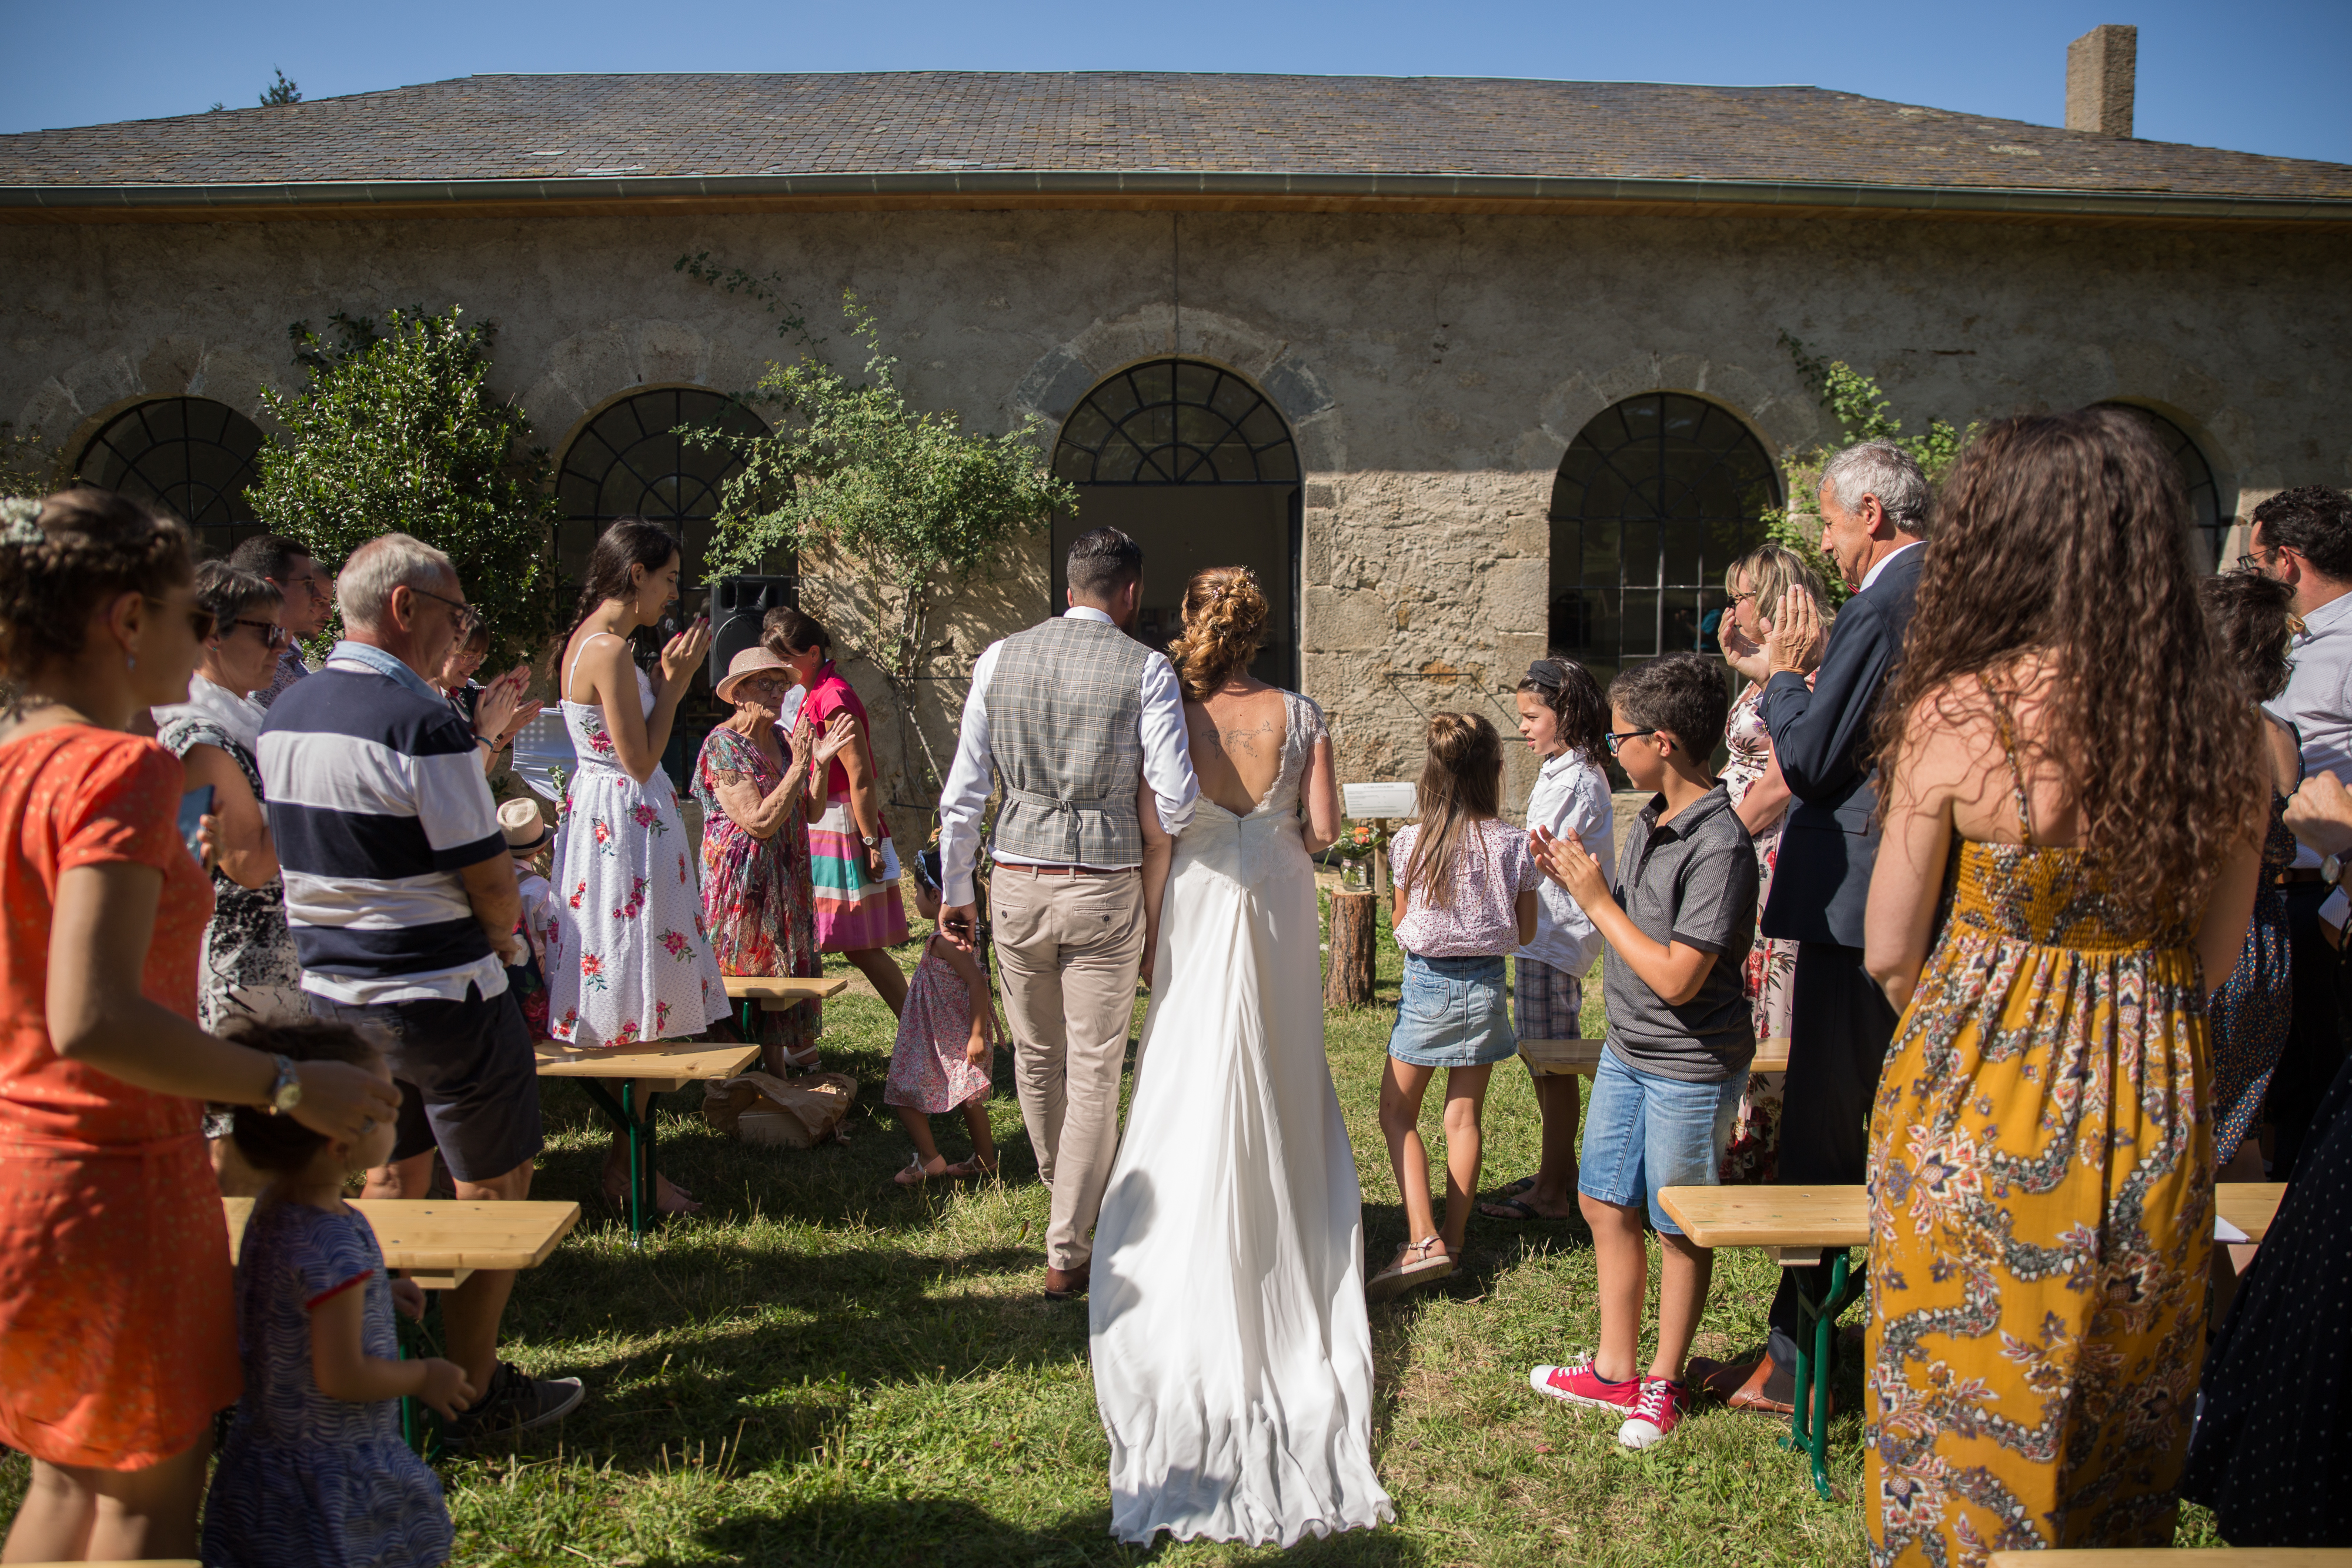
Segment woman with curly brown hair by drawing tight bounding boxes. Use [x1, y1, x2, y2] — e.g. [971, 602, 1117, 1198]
[1860, 411, 2267, 1565]
[0, 491, 396, 1561]
[1089, 564, 1394, 1546]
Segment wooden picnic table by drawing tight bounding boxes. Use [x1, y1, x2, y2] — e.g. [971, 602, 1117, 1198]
[1521, 1035, 1792, 1077]
[720, 973, 850, 1041]
[221, 1197, 582, 1291]
[535, 1037, 760, 1242]
[1989, 1553, 2352, 1566]
[1655, 1181, 2290, 1499]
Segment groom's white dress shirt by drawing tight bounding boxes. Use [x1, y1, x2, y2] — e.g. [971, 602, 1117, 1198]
[937, 606, 1199, 907]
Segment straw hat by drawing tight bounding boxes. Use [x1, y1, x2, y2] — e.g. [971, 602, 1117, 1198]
[499, 797, 552, 854]
[715, 644, 798, 706]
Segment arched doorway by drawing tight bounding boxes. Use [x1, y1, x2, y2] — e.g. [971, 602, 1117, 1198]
[76, 397, 268, 558]
[1548, 393, 1780, 691]
[2097, 403, 2228, 570]
[1050, 359, 1302, 687]
[554, 386, 777, 603]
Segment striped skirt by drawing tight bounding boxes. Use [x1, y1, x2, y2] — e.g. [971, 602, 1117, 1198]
[808, 800, 909, 952]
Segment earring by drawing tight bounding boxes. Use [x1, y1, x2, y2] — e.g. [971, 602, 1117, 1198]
[126, 654, 136, 672]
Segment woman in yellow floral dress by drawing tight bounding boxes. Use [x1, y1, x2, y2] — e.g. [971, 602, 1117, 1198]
[1860, 410, 2267, 1567]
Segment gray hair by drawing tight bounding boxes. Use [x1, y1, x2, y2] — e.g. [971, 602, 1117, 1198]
[337, 533, 456, 629]
[1820, 440, 1932, 538]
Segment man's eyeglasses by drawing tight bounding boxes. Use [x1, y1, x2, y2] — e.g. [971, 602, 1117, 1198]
[229, 617, 289, 649]
[409, 584, 482, 637]
[1605, 727, 1659, 755]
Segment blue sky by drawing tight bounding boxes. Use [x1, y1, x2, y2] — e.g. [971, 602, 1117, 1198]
[1, 0, 2344, 164]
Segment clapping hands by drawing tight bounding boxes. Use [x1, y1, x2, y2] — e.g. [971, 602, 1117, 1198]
[473, 663, 540, 750]
[2286, 770, 2352, 858]
[657, 617, 713, 688]
[1530, 825, 1609, 908]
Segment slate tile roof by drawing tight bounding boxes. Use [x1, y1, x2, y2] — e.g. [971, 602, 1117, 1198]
[2, 72, 2344, 202]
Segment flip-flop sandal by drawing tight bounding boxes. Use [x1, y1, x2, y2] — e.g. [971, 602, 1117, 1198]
[944, 1155, 998, 1179]
[892, 1156, 944, 1188]
[1365, 1236, 1455, 1303]
[1496, 1175, 1538, 1199]
[1478, 1196, 1545, 1221]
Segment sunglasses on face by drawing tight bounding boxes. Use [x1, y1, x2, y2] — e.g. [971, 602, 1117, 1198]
[229, 617, 289, 648]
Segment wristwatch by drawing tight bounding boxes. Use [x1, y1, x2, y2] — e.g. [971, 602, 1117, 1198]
[861, 834, 880, 847]
[265, 1053, 303, 1116]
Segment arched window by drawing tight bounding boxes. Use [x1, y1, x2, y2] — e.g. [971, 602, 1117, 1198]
[2098, 403, 2226, 570]
[1054, 360, 1299, 485]
[1050, 359, 1302, 686]
[77, 397, 268, 558]
[1549, 393, 1780, 687]
[554, 387, 773, 593]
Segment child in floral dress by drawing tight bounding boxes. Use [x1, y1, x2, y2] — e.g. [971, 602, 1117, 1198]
[886, 851, 1000, 1186]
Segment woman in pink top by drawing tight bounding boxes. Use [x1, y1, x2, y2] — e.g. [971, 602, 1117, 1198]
[1367, 712, 1542, 1302]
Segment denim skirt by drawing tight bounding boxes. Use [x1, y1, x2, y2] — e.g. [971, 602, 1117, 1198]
[1387, 950, 1516, 1068]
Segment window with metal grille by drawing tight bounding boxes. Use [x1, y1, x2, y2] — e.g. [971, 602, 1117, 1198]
[1549, 393, 1780, 690]
[1053, 359, 1299, 485]
[76, 397, 268, 558]
[554, 387, 773, 593]
[2097, 403, 2227, 570]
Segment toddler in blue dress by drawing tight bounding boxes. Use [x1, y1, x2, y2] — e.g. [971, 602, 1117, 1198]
[202, 1020, 472, 1568]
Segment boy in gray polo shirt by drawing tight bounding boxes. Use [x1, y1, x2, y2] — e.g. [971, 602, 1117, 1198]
[1522, 651, 1756, 1450]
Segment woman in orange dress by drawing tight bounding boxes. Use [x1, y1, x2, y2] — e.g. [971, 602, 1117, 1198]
[0, 490, 397, 1562]
[1859, 413, 2266, 1566]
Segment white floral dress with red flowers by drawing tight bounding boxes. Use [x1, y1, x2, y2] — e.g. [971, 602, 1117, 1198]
[547, 658, 728, 1047]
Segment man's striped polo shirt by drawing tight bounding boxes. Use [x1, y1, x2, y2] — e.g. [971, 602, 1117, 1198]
[258, 640, 508, 1006]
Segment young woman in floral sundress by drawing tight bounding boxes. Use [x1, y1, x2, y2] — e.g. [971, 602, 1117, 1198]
[550, 518, 729, 1215]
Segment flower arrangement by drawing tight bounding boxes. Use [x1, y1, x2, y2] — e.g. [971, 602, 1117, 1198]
[1337, 819, 1391, 858]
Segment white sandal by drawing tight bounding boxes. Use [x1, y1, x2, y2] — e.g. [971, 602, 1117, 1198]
[892, 1155, 944, 1188]
[1365, 1235, 1455, 1303]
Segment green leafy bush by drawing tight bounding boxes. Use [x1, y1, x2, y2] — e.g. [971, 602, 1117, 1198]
[249, 307, 560, 658]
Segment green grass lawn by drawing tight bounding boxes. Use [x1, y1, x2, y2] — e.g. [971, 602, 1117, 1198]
[2, 895, 2231, 1564]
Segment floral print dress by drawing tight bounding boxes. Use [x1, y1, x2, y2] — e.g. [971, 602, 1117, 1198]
[547, 653, 729, 1047]
[1865, 695, 2210, 1566]
[692, 725, 823, 1061]
[1717, 680, 1793, 1183]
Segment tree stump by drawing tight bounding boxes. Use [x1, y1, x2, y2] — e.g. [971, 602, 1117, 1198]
[1325, 890, 1379, 1009]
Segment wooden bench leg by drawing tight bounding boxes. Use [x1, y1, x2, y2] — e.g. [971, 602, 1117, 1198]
[1780, 1248, 1866, 1500]
[572, 1077, 662, 1246]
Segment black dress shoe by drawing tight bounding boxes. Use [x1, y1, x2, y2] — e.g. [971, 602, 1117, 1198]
[1044, 1264, 1090, 1302]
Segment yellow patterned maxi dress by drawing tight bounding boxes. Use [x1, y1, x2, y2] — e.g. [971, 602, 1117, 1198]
[1865, 742, 2213, 1567]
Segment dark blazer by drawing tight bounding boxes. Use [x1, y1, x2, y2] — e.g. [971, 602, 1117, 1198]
[1758, 544, 1926, 948]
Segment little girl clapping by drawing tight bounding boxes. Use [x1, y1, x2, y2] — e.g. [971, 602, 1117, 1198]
[202, 1020, 469, 1568]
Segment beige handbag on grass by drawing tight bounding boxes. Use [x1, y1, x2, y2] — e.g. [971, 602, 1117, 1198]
[701, 1070, 858, 1148]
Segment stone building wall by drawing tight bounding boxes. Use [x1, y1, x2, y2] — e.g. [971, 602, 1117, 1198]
[3, 208, 2346, 837]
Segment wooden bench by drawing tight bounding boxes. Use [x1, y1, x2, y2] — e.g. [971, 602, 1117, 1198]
[720, 974, 850, 1041]
[1519, 1036, 1793, 1077]
[222, 1196, 582, 1291]
[1990, 1553, 2352, 1566]
[535, 1037, 760, 1241]
[1656, 1182, 2290, 1500]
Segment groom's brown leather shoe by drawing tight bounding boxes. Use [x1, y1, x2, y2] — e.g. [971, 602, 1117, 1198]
[1044, 1264, 1090, 1302]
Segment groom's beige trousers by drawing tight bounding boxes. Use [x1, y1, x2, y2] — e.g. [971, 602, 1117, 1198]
[990, 864, 1147, 1272]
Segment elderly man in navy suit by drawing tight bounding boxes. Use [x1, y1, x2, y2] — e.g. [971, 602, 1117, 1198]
[1690, 440, 1932, 1414]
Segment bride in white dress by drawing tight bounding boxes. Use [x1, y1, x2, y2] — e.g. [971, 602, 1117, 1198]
[1089, 567, 1395, 1547]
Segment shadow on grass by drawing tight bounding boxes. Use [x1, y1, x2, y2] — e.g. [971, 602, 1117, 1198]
[649, 1495, 1430, 1568]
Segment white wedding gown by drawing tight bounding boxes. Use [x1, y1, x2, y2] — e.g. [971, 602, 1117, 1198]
[1089, 690, 1395, 1546]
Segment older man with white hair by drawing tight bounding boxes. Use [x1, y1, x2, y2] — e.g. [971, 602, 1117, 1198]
[258, 531, 583, 1443]
[1686, 439, 1930, 1416]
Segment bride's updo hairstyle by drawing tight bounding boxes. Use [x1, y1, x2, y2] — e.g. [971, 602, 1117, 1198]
[1168, 566, 1271, 701]
[0, 489, 192, 682]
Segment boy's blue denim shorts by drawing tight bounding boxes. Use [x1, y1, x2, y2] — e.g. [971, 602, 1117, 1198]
[1388, 951, 1515, 1068]
[1576, 1045, 1748, 1236]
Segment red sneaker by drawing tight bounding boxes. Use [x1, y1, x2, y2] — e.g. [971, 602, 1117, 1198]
[1528, 1356, 1642, 1412]
[1618, 1376, 1689, 1449]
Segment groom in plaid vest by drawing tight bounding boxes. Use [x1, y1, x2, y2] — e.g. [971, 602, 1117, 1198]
[937, 527, 1200, 1300]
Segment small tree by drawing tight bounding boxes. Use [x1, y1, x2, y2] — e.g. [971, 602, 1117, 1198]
[0, 423, 67, 501]
[678, 272, 1075, 800]
[1763, 332, 1973, 605]
[258, 69, 301, 107]
[248, 306, 560, 657]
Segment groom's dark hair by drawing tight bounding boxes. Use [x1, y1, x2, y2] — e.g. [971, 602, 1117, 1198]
[1067, 527, 1144, 601]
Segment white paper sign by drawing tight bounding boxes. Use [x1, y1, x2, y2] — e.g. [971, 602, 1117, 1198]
[1342, 781, 1418, 819]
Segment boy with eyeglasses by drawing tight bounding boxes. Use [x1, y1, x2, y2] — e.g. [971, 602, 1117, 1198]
[1523, 650, 1756, 1449]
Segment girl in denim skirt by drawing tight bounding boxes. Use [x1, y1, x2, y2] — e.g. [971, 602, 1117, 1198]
[1367, 713, 1542, 1302]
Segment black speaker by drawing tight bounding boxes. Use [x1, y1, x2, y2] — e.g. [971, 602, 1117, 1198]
[707, 575, 800, 690]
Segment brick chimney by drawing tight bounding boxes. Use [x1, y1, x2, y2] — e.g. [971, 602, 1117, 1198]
[2066, 24, 2137, 138]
